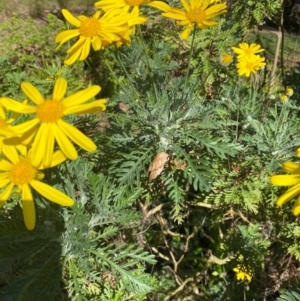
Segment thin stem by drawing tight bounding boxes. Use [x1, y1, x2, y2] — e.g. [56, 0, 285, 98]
[100, 52, 119, 83]
[183, 24, 197, 92]
[115, 47, 140, 100]
[136, 26, 158, 103]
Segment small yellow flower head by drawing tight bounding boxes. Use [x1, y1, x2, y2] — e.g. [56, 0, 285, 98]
[233, 265, 253, 282]
[280, 94, 288, 102]
[232, 42, 264, 59]
[286, 87, 294, 97]
[236, 54, 266, 77]
[220, 53, 233, 66]
[270, 161, 300, 215]
[296, 148, 300, 157]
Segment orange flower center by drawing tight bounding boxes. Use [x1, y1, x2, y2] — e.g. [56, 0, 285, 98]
[246, 62, 256, 71]
[244, 48, 252, 55]
[186, 8, 206, 24]
[80, 18, 101, 37]
[0, 118, 7, 128]
[9, 158, 36, 186]
[124, 0, 146, 5]
[36, 100, 65, 123]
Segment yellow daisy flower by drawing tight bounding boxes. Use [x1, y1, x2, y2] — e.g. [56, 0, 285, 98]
[55, 9, 131, 65]
[0, 78, 107, 168]
[232, 43, 264, 59]
[236, 54, 266, 77]
[280, 94, 288, 102]
[0, 149, 73, 230]
[95, 0, 169, 15]
[286, 87, 293, 97]
[220, 53, 233, 66]
[270, 161, 300, 215]
[233, 265, 253, 282]
[153, 0, 227, 39]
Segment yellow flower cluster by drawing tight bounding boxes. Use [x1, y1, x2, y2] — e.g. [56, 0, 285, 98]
[56, 0, 171, 65]
[280, 87, 294, 103]
[152, 0, 227, 39]
[0, 78, 107, 230]
[56, 0, 228, 64]
[232, 43, 266, 77]
[233, 264, 253, 282]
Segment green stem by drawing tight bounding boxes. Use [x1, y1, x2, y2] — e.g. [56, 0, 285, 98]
[137, 26, 158, 103]
[115, 47, 136, 92]
[183, 24, 197, 92]
[100, 52, 119, 83]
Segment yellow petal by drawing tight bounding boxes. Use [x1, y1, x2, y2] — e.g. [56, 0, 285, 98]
[62, 85, 101, 107]
[92, 36, 102, 51]
[0, 107, 6, 120]
[270, 175, 300, 186]
[53, 78, 67, 101]
[0, 160, 13, 171]
[53, 123, 78, 160]
[36, 171, 45, 180]
[16, 145, 27, 156]
[55, 29, 80, 49]
[0, 178, 11, 189]
[39, 150, 67, 170]
[62, 9, 81, 27]
[79, 38, 91, 61]
[22, 187, 35, 230]
[180, 0, 190, 11]
[30, 179, 74, 206]
[18, 125, 38, 145]
[21, 82, 44, 105]
[0, 126, 16, 136]
[22, 184, 33, 201]
[282, 161, 300, 173]
[0, 98, 37, 114]
[30, 124, 54, 168]
[2, 144, 19, 165]
[276, 183, 300, 206]
[50, 151, 67, 168]
[148, 1, 171, 12]
[57, 119, 96, 152]
[0, 183, 14, 201]
[11, 118, 39, 135]
[64, 41, 84, 66]
[292, 197, 300, 215]
[180, 25, 193, 39]
[63, 99, 107, 115]
[163, 8, 187, 21]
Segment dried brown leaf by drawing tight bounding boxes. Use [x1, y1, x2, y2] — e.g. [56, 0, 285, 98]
[148, 152, 169, 181]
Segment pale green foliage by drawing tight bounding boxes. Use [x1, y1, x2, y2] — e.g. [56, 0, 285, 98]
[276, 288, 300, 301]
[0, 157, 156, 300]
[231, 0, 282, 32]
[98, 37, 242, 222]
[280, 223, 300, 261]
[1, 1, 300, 300]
